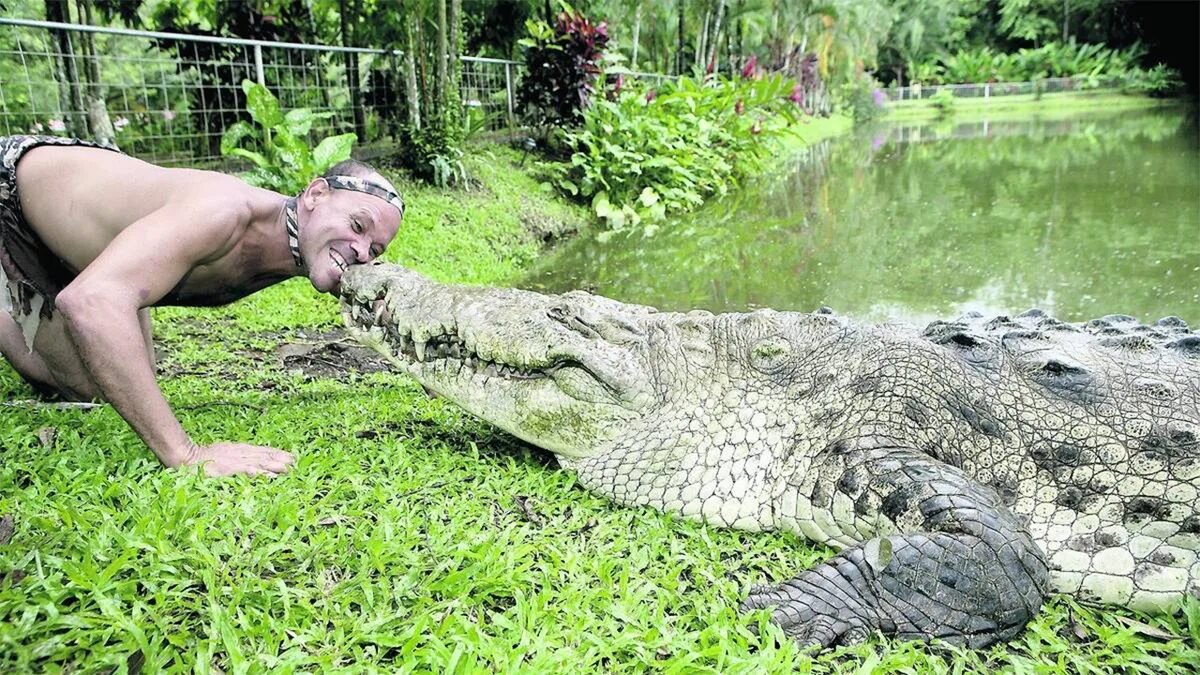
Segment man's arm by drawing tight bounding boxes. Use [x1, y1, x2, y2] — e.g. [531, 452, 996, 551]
[54, 192, 292, 476]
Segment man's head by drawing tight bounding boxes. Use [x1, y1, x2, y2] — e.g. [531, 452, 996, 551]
[295, 159, 404, 293]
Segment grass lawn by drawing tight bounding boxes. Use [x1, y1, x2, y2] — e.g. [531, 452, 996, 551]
[2, 144, 1198, 673]
[882, 89, 1181, 123]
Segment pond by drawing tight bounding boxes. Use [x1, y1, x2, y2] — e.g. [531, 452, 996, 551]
[523, 105, 1200, 326]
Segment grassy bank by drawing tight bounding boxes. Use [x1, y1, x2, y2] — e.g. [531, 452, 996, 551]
[884, 89, 1180, 123]
[2, 142, 1198, 673]
[777, 113, 855, 153]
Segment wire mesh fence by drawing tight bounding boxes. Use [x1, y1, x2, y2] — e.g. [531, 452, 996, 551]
[0, 18, 521, 166]
[883, 76, 1119, 102]
[460, 56, 516, 133]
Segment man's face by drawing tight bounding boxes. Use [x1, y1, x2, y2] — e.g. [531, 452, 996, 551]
[299, 177, 402, 293]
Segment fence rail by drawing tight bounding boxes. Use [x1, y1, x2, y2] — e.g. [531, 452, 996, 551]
[883, 76, 1117, 102]
[0, 17, 530, 165]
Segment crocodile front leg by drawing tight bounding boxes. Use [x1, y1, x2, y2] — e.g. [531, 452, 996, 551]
[743, 442, 1049, 648]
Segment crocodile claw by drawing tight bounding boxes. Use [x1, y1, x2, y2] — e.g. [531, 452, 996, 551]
[740, 578, 875, 649]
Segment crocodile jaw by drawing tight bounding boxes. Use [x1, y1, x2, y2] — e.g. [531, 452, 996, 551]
[340, 263, 655, 458]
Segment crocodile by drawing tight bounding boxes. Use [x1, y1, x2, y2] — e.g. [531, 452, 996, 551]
[340, 262, 1200, 648]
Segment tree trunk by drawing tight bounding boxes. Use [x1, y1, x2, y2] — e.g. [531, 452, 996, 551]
[707, 0, 725, 72]
[769, 0, 780, 66]
[451, 0, 458, 108]
[696, 9, 709, 71]
[676, 0, 685, 75]
[735, 0, 744, 59]
[1062, 0, 1070, 43]
[436, 0, 448, 115]
[338, 0, 367, 140]
[631, 3, 641, 71]
[44, 0, 87, 137]
[404, 21, 421, 129]
[75, 0, 116, 147]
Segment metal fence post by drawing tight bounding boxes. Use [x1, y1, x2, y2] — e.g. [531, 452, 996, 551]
[254, 44, 265, 85]
[505, 61, 515, 128]
[984, 82, 990, 104]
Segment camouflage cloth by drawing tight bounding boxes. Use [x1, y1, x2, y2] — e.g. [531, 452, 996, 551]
[0, 135, 119, 351]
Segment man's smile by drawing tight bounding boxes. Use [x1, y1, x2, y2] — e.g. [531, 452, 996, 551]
[329, 248, 349, 274]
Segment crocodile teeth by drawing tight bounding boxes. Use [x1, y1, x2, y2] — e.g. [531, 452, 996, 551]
[373, 300, 386, 325]
[415, 340, 427, 362]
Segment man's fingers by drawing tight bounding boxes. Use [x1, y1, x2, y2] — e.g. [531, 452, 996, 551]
[271, 450, 295, 465]
[261, 458, 292, 474]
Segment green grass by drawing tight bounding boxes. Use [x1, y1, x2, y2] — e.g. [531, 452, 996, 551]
[884, 89, 1180, 123]
[2, 144, 1199, 673]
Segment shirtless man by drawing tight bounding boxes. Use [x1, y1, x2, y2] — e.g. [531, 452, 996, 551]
[0, 136, 403, 477]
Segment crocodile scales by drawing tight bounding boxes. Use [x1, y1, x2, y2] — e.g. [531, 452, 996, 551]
[341, 262, 1200, 648]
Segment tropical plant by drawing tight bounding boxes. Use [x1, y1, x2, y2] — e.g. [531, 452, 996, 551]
[517, 7, 610, 131]
[928, 87, 955, 116]
[220, 81, 355, 194]
[542, 73, 803, 230]
[837, 74, 887, 123]
[1120, 63, 1185, 97]
[399, 0, 468, 185]
[912, 41, 1170, 86]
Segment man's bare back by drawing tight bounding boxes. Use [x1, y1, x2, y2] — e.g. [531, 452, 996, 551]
[0, 136, 403, 477]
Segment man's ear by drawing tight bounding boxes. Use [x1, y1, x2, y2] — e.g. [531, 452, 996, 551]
[302, 177, 331, 210]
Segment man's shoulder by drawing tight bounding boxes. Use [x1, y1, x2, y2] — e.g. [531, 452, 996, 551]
[170, 171, 264, 228]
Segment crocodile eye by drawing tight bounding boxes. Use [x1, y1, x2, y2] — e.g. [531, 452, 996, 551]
[750, 337, 791, 374]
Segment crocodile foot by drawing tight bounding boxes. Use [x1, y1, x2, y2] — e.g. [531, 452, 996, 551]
[741, 564, 879, 649]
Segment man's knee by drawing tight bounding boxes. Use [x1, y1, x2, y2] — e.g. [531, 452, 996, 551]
[28, 312, 102, 401]
[0, 309, 57, 392]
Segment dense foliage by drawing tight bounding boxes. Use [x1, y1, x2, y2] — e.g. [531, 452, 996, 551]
[910, 41, 1180, 92]
[220, 81, 355, 194]
[517, 10, 610, 130]
[542, 74, 803, 229]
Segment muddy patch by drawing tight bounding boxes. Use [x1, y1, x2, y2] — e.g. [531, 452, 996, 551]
[274, 328, 392, 379]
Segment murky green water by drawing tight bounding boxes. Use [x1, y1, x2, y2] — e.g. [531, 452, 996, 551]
[524, 106, 1200, 325]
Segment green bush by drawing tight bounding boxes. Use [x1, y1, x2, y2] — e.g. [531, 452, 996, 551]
[220, 81, 356, 194]
[540, 75, 802, 230]
[911, 41, 1179, 88]
[837, 75, 888, 124]
[516, 9, 609, 131]
[1120, 64, 1185, 97]
[929, 88, 956, 117]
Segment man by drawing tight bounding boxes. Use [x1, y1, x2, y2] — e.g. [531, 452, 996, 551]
[0, 135, 403, 477]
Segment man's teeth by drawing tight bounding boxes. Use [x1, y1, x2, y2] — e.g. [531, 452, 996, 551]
[330, 249, 347, 271]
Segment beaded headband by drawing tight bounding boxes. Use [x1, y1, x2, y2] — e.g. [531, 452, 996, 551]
[284, 175, 405, 268]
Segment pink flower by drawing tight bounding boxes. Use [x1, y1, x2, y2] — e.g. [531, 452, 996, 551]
[162, 110, 176, 122]
[645, 89, 656, 103]
[788, 83, 804, 105]
[734, 99, 745, 115]
[47, 119, 65, 132]
[741, 55, 758, 79]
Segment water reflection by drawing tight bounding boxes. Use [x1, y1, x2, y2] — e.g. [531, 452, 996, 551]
[524, 106, 1200, 325]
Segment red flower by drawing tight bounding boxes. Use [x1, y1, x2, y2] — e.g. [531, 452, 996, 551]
[741, 55, 758, 79]
[646, 89, 657, 103]
[734, 99, 745, 115]
[788, 83, 804, 105]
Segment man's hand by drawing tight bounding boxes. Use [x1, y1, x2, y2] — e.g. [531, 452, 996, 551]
[177, 442, 295, 477]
